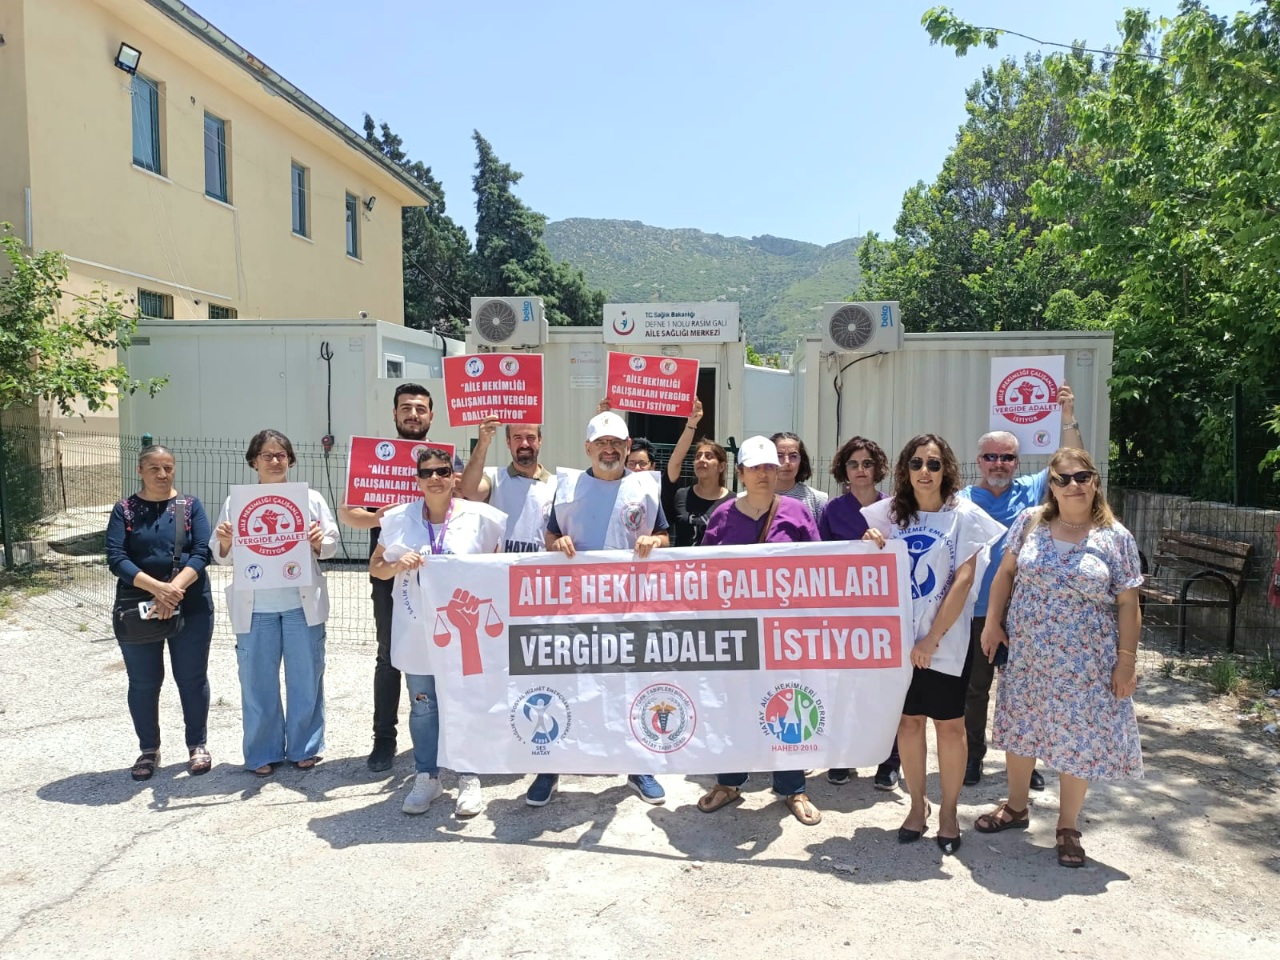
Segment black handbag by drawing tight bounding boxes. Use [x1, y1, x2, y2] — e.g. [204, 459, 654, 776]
[113, 497, 188, 645]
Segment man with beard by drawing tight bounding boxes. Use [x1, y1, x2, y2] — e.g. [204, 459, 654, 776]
[339, 383, 436, 773]
[459, 416, 555, 553]
[959, 384, 1082, 788]
[524, 411, 670, 808]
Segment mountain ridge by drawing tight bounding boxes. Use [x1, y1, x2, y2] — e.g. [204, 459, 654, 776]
[543, 218, 863, 352]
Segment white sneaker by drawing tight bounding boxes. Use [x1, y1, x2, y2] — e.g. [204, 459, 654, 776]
[402, 773, 442, 815]
[455, 774, 484, 818]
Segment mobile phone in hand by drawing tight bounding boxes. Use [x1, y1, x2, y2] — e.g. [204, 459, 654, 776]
[138, 600, 156, 620]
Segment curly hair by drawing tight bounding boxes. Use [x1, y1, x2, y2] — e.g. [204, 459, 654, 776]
[830, 435, 888, 485]
[769, 431, 812, 483]
[245, 429, 296, 467]
[889, 433, 961, 528]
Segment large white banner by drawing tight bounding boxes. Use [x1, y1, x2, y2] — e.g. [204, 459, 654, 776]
[229, 482, 313, 589]
[989, 355, 1066, 453]
[603, 302, 740, 344]
[417, 541, 912, 774]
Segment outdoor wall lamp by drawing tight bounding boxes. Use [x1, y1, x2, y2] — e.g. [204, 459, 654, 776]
[114, 42, 142, 74]
[364, 196, 377, 212]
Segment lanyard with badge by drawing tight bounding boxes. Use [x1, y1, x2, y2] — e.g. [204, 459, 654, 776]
[422, 500, 453, 556]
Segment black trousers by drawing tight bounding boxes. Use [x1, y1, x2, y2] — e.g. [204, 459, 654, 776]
[371, 578, 401, 741]
[964, 616, 997, 761]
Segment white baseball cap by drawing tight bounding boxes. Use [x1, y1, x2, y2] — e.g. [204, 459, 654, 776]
[737, 435, 780, 468]
[585, 411, 629, 442]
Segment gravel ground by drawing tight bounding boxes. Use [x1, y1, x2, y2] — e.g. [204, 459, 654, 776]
[1, 583, 1278, 960]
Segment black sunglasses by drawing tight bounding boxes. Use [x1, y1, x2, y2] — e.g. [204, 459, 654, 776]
[847, 458, 876, 470]
[980, 453, 1018, 463]
[908, 457, 943, 473]
[1049, 470, 1095, 487]
[417, 465, 454, 478]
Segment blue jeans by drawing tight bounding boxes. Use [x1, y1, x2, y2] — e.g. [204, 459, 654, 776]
[235, 608, 326, 769]
[405, 673, 440, 776]
[718, 770, 806, 796]
[118, 608, 213, 752]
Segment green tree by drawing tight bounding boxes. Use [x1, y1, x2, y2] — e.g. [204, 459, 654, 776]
[857, 53, 1108, 333]
[471, 131, 605, 326]
[924, 3, 1280, 491]
[363, 116, 474, 337]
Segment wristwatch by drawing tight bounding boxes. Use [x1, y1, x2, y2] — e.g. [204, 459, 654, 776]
[1062, 419, 1080, 431]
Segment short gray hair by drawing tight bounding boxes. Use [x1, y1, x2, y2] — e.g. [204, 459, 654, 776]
[976, 431, 1019, 454]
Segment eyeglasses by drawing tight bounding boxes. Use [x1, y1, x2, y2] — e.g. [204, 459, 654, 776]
[417, 466, 454, 478]
[846, 458, 876, 471]
[1049, 470, 1095, 487]
[256, 452, 289, 463]
[980, 453, 1019, 464]
[908, 457, 943, 473]
[590, 438, 626, 450]
[777, 452, 801, 464]
[625, 459, 652, 469]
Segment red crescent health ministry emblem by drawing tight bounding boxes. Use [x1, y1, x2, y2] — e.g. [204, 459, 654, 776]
[613, 311, 635, 337]
[237, 495, 307, 557]
[994, 368, 1059, 425]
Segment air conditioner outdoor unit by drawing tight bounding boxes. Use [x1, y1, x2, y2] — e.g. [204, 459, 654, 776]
[820, 301, 903, 354]
[469, 297, 546, 348]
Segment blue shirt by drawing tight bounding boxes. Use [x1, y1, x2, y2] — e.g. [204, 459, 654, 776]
[959, 470, 1048, 615]
[105, 494, 214, 614]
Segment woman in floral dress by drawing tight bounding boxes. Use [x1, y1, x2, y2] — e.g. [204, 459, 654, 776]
[974, 447, 1143, 868]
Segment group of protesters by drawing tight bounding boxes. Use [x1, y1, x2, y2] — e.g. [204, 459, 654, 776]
[105, 380, 1143, 869]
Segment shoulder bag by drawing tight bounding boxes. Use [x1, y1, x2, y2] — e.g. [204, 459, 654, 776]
[113, 497, 188, 644]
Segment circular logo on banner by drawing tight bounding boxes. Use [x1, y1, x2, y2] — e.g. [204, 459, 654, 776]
[375, 441, 396, 461]
[659, 358, 678, 376]
[465, 357, 485, 377]
[499, 356, 520, 377]
[237, 495, 307, 557]
[1033, 428, 1052, 449]
[510, 687, 572, 756]
[245, 564, 263, 582]
[630, 682, 696, 754]
[759, 683, 826, 746]
[994, 368, 1059, 425]
[282, 561, 302, 581]
[410, 443, 431, 464]
[613, 312, 635, 337]
[628, 355, 646, 372]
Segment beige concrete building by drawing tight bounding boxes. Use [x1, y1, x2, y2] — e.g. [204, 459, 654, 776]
[0, 0, 432, 422]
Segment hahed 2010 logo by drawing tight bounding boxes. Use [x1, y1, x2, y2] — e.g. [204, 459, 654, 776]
[759, 682, 826, 753]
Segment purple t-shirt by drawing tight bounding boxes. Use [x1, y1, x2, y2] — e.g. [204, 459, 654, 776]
[702, 496, 819, 546]
[819, 490, 887, 542]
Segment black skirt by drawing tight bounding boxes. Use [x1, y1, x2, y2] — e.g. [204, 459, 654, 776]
[901, 637, 976, 721]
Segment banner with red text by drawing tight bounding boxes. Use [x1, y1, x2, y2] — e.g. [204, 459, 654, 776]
[606, 352, 699, 418]
[343, 436, 456, 508]
[443, 354, 544, 428]
[417, 541, 912, 773]
[989, 355, 1065, 453]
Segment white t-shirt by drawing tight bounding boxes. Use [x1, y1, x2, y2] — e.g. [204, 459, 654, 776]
[485, 465, 556, 554]
[379, 498, 507, 675]
[861, 497, 1006, 676]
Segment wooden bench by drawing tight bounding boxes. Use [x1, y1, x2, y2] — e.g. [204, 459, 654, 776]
[1139, 531, 1253, 653]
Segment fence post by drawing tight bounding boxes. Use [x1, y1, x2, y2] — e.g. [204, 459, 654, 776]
[0, 420, 14, 570]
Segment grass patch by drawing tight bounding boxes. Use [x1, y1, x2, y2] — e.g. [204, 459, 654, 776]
[1209, 659, 1241, 695]
[0, 564, 58, 617]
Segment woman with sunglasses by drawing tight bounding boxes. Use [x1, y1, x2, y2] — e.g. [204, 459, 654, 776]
[370, 448, 506, 818]
[819, 436, 901, 789]
[974, 448, 1142, 868]
[861, 434, 1004, 854]
[214, 429, 338, 776]
[770, 432, 828, 523]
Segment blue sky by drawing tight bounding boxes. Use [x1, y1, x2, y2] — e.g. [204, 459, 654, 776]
[189, 0, 1231, 246]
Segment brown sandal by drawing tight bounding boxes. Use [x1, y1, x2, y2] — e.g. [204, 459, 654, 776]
[975, 802, 1030, 833]
[188, 746, 212, 776]
[130, 751, 159, 782]
[782, 792, 822, 826]
[1056, 827, 1085, 868]
[696, 784, 742, 813]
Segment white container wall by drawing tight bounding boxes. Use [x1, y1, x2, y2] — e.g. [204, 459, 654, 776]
[793, 330, 1114, 495]
[742, 365, 795, 441]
